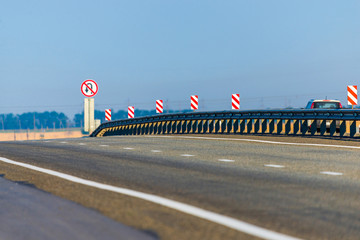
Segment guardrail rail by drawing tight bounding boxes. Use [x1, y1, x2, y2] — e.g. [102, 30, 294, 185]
[90, 109, 360, 138]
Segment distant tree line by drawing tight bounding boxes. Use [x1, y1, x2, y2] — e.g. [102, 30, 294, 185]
[0, 112, 68, 130]
[0, 109, 192, 130]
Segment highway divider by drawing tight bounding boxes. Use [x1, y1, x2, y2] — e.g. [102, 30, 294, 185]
[90, 109, 360, 138]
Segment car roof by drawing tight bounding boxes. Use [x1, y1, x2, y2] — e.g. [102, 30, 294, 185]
[311, 99, 340, 102]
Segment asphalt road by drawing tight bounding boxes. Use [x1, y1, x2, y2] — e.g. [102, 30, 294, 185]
[1, 135, 360, 240]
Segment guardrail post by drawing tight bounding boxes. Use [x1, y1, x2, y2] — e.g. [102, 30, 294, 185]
[261, 119, 267, 134]
[227, 119, 233, 134]
[162, 121, 167, 134]
[202, 120, 207, 133]
[246, 119, 252, 134]
[329, 120, 336, 136]
[196, 120, 202, 133]
[185, 120, 191, 133]
[176, 121, 181, 134]
[180, 120, 186, 133]
[170, 121, 175, 134]
[190, 120, 196, 133]
[233, 119, 239, 133]
[220, 119, 226, 133]
[158, 122, 163, 134]
[293, 120, 300, 135]
[214, 120, 220, 133]
[320, 120, 326, 135]
[301, 120, 308, 135]
[310, 120, 317, 136]
[269, 119, 275, 134]
[149, 122, 155, 135]
[136, 124, 140, 135]
[285, 120, 291, 135]
[339, 120, 346, 137]
[350, 120, 356, 137]
[240, 119, 245, 134]
[208, 120, 214, 133]
[254, 119, 260, 134]
[144, 123, 148, 135]
[277, 119, 283, 134]
[152, 122, 158, 134]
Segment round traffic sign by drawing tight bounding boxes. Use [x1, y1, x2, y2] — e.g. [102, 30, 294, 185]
[81, 79, 98, 97]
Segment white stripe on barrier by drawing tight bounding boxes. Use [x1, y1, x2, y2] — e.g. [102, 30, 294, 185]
[128, 106, 135, 119]
[105, 109, 111, 121]
[156, 100, 163, 114]
[0, 157, 302, 240]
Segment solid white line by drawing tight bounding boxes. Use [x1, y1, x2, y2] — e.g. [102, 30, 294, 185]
[320, 171, 343, 176]
[265, 164, 285, 168]
[181, 154, 195, 157]
[0, 157, 301, 240]
[218, 159, 235, 162]
[146, 135, 360, 150]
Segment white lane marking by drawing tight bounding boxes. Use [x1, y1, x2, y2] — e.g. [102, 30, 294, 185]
[265, 164, 285, 168]
[60, 141, 67, 144]
[146, 135, 360, 150]
[181, 154, 195, 157]
[151, 150, 162, 153]
[99, 145, 109, 147]
[78, 143, 86, 145]
[320, 171, 343, 176]
[123, 147, 134, 150]
[0, 157, 301, 240]
[218, 159, 235, 162]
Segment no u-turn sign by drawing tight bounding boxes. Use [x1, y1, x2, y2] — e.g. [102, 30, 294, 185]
[81, 79, 98, 97]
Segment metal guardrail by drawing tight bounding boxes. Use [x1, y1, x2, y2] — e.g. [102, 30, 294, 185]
[90, 109, 360, 138]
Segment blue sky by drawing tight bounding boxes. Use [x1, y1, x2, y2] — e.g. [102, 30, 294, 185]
[1, 0, 359, 117]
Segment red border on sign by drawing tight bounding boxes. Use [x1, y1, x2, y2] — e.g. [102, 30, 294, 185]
[81, 79, 98, 97]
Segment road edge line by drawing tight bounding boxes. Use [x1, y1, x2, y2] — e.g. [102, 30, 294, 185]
[0, 156, 302, 240]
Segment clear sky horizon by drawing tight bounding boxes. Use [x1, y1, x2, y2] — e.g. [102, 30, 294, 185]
[1, 0, 359, 118]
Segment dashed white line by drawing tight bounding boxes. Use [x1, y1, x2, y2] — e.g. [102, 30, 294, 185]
[123, 147, 134, 150]
[265, 164, 285, 168]
[147, 135, 360, 150]
[151, 150, 162, 153]
[78, 143, 86, 145]
[181, 154, 195, 157]
[0, 156, 302, 240]
[218, 159, 235, 162]
[60, 141, 67, 144]
[320, 171, 343, 176]
[99, 145, 109, 147]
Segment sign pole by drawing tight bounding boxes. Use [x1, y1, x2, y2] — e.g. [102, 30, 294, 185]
[81, 79, 98, 133]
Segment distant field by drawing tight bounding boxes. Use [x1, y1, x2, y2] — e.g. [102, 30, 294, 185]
[0, 128, 85, 141]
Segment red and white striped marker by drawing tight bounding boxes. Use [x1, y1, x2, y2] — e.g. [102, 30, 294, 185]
[347, 85, 358, 106]
[156, 100, 163, 114]
[191, 95, 198, 110]
[128, 106, 135, 119]
[105, 109, 111, 121]
[232, 94, 240, 110]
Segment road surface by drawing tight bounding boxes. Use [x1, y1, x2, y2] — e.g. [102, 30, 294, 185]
[0, 135, 360, 239]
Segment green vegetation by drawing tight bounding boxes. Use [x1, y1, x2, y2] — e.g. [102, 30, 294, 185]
[0, 109, 192, 130]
